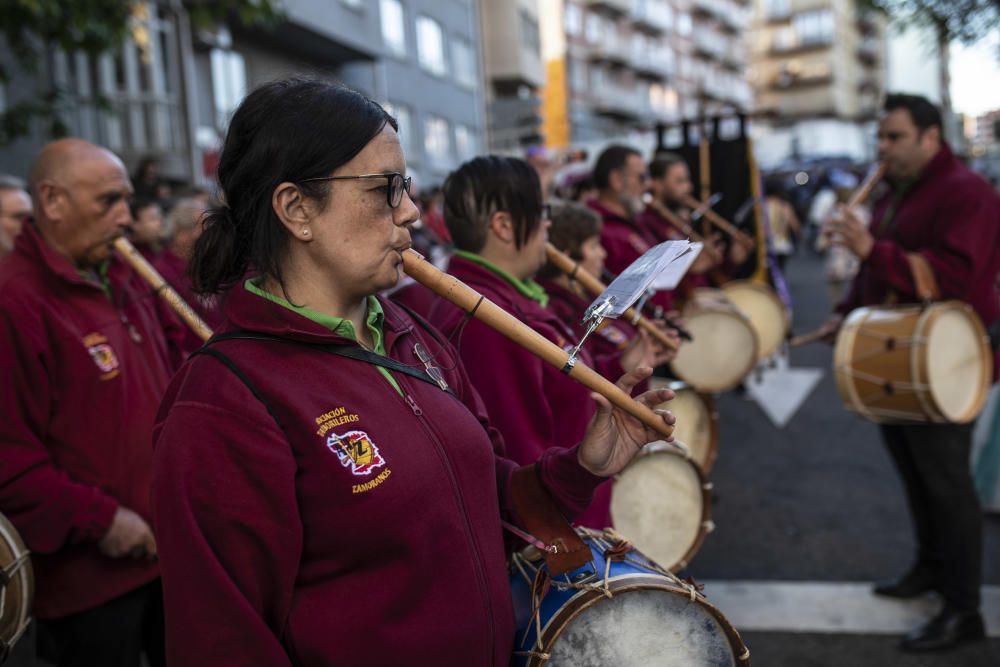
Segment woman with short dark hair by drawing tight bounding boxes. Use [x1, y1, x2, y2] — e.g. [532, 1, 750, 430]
[151, 78, 672, 666]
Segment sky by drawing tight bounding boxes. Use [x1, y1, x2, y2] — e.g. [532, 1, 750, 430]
[951, 31, 1000, 117]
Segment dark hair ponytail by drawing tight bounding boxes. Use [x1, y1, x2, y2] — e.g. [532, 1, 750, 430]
[189, 77, 396, 295]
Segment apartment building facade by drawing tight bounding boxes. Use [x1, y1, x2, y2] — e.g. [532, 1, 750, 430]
[748, 0, 887, 166]
[0, 0, 485, 189]
[535, 0, 751, 149]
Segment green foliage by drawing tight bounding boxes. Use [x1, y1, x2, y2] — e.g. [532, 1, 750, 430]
[859, 0, 1000, 44]
[0, 0, 283, 144]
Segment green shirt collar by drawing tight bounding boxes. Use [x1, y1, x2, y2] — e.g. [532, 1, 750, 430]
[79, 260, 112, 299]
[244, 279, 387, 354]
[453, 249, 549, 307]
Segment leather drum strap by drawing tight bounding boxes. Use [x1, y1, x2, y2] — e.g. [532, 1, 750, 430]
[906, 253, 941, 302]
[509, 466, 592, 576]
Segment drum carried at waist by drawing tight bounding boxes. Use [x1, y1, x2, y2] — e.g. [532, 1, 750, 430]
[510, 527, 750, 666]
[670, 288, 758, 393]
[609, 442, 714, 573]
[0, 513, 33, 664]
[650, 378, 719, 474]
[720, 280, 789, 361]
[834, 301, 993, 424]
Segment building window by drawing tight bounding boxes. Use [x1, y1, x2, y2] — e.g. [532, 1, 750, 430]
[568, 59, 588, 92]
[772, 25, 795, 51]
[520, 10, 541, 54]
[585, 13, 602, 43]
[380, 0, 406, 57]
[794, 9, 834, 46]
[424, 115, 451, 165]
[416, 15, 447, 76]
[382, 101, 412, 157]
[764, 0, 790, 20]
[453, 38, 477, 89]
[210, 47, 246, 130]
[565, 3, 582, 35]
[455, 124, 477, 161]
[677, 12, 692, 36]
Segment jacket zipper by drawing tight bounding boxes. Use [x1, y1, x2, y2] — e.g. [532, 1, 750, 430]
[401, 387, 497, 665]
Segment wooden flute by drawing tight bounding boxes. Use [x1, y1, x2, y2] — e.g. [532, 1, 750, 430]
[544, 243, 679, 351]
[679, 193, 756, 251]
[401, 249, 674, 439]
[113, 237, 213, 341]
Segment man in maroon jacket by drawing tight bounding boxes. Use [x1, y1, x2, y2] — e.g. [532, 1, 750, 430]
[0, 139, 170, 666]
[822, 94, 1000, 652]
[587, 145, 674, 313]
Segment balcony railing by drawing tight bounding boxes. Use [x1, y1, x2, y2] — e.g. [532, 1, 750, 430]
[631, 0, 671, 33]
[583, 0, 632, 16]
[631, 46, 675, 79]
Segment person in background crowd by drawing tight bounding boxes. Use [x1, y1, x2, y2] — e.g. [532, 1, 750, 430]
[132, 156, 172, 206]
[762, 175, 801, 273]
[0, 139, 170, 667]
[536, 201, 678, 381]
[819, 93, 1000, 652]
[150, 78, 672, 666]
[152, 197, 223, 341]
[0, 174, 31, 258]
[129, 197, 166, 261]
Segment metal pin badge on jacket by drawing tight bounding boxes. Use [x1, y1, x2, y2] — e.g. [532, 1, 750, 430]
[414, 342, 449, 392]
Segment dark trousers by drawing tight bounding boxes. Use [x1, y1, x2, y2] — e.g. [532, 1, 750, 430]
[880, 422, 982, 611]
[36, 580, 165, 667]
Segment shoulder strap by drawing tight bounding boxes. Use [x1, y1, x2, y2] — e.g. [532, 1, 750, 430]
[190, 347, 281, 426]
[202, 330, 455, 396]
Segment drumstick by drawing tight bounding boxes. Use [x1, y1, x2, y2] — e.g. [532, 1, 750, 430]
[641, 195, 724, 263]
[679, 193, 756, 251]
[544, 244, 680, 351]
[789, 329, 830, 348]
[113, 237, 214, 341]
[402, 249, 674, 439]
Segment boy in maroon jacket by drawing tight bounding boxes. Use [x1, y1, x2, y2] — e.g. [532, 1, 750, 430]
[0, 139, 170, 666]
[429, 157, 659, 530]
[821, 94, 1000, 652]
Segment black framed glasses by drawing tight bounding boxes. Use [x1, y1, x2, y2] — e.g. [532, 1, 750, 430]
[299, 171, 412, 208]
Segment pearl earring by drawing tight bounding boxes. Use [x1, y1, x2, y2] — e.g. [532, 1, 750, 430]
[301, 229, 310, 237]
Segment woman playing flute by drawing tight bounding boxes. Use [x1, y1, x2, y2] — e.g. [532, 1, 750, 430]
[151, 78, 674, 667]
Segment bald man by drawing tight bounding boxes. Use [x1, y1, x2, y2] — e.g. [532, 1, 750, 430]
[0, 139, 169, 666]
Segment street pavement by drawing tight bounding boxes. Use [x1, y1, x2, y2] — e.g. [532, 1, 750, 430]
[685, 248, 1000, 666]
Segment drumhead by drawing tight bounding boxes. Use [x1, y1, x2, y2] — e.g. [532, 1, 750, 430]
[610, 449, 710, 571]
[547, 588, 739, 666]
[670, 306, 757, 392]
[655, 385, 717, 473]
[721, 281, 788, 359]
[0, 513, 33, 650]
[925, 306, 991, 422]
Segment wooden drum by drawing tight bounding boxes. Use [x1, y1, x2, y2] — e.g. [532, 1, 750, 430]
[670, 289, 758, 393]
[834, 302, 993, 423]
[0, 513, 32, 663]
[721, 280, 789, 360]
[610, 443, 714, 572]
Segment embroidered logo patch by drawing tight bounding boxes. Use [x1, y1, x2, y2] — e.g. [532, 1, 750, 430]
[326, 430, 386, 476]
[82, 332, 120, 380]
[598, 324, 629, 347]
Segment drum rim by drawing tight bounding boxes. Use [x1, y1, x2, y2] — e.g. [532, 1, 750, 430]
[527, 576, 751, 667]
[913, 302, 993, 423]
[649, 380, 720, 474]
[671, 306, 759, 392]
[721, 280, 790, 360]
[609, 447, 714, 573]
[0, 513, 34, 648]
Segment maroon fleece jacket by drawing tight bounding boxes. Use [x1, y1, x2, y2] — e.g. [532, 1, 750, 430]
[0, 224, 169, 618]
[836, 144, 1000, 378]
[151, 285, 603, 666]
[427, 256, 612, 529]
[588, 199, 674, 313]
